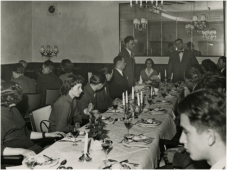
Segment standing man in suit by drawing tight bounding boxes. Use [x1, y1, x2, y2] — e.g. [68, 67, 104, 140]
[187, 42, 202, 56]
[167, 38, 199, 82]
[217, 56, 226, 77]
[119, 36, 135, 88]
[109, 56, 129, 100]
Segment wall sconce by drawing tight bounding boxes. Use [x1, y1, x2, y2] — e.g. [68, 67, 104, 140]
[133, 17, 147, 32]
[40, 45, 59, 60]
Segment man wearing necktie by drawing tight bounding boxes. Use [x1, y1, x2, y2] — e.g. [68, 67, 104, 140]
[119, 36, 135, 88]
[167, 38, 199, 82]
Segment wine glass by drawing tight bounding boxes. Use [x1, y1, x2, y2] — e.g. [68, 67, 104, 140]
[72, 127, 79, 146]
[112, 100, 118, 114]
[101, 138, 113, 166]
[174, 83, 179, 90]
[124, 118, 133, 137]
[147, 96, 152, 109]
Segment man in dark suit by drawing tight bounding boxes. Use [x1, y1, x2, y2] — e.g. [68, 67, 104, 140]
[187, 42, 202, 56]
[167, 38, 199, 82]
[109, 56, 129, 100]
[217, 56, 226, 77]
[119, 36, 135, 88]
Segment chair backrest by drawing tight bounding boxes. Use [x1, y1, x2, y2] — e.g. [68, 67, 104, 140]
[45, 89, 61, 105]
[88, 72, 92, 83]
[30, 105, 52, 132]
[24, 93, 41, 118]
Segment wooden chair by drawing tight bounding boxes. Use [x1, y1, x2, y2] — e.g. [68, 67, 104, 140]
[24, 93, 41, 119]
[30, 105, 52, 132]
[45, 89, 61, 106]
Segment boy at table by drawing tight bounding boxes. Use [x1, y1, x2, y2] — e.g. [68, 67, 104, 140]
[163, 90, 225, 169]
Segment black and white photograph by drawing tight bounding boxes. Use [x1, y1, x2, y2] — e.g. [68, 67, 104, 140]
[1, 0, 226, 169]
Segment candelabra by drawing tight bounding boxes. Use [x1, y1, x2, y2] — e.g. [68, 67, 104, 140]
[40, 45, 59, 60]
[133, 18, 147, 32]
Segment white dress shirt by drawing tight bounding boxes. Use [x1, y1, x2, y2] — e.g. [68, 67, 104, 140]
[179, 49, 184, 62]
[126, 48, 132, 57]
[115, 68, 123, 76]
[211, 157, 226, 169]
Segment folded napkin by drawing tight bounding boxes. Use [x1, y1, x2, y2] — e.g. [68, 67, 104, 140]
[138, 122, 161, 127]
[123, 141, 151, 148]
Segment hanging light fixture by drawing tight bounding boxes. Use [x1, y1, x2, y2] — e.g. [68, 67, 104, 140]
[192, 14, 207, 32]
[202, 29, 217, 40]
[133, 17, 148, 32]
[130, 0, 163, 14]
[40, 45, 59, 60]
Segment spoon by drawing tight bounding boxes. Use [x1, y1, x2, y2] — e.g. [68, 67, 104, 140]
[57, 159, 67, 169]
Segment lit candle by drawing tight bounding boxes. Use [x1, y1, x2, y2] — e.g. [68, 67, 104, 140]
[130, 0, 132, 7]
[151, 87, 153, 96]
[140, 91, 143, 104]
[165, 70, 166, 78]
[161, 0, 163, 5]
[132, 87, 134, 100]
[83, 132, 88, 154]
[137, 93, 140, 106]
[136, 0, 138, 4]
[171, 73, 173, 80]
[140, 0, 142, 7]
[158, 72, 161, 80]
[126, 91, 128, 103]
[122, 92, 125, 106]
[156, 0, 158, 6]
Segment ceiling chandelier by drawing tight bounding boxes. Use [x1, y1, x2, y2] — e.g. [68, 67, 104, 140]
[192, 14, 207, 32]
[130, 0, 163, 14]
[133, 17, 148, 32]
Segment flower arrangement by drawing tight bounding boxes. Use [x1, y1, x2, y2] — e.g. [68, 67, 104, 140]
[87, 111, 109, 140]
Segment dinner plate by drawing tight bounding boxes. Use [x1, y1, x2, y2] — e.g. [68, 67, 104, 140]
[150, 110, 167, 115]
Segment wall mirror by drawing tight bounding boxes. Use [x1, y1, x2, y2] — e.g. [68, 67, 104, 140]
[120, 1, 225, 57]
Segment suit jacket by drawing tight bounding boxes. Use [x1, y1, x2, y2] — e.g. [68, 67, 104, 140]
[167, 49, 199, 82]
[96, 84, 113, 111]
[12, 75, 36, 94]
[49, 94, 82, 133]
[192, 49, 202, 56]
[109, 69, 129, 100]
[221, 68, 226, 77]
[77, 83, 96, 120]
[119, 47, 135, 88]
[36, 72, 63, 106]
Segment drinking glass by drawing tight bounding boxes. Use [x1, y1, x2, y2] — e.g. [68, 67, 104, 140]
[101, 138, 113, 166]
[124, 118, 133, 136]
[147, 96, 152, 109]
[23, 156, 36, 169]
[112, 100, 118, 114]
[72, 127, 79, 146]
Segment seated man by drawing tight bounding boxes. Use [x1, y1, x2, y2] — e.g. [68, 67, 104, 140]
[217, 56, 226, 77]
[11, 63, 36, 94]
[109, 56, 130, 100]
[163, 89, 225, 169]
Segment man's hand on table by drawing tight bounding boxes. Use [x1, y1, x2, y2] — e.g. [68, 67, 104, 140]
[74, 122, 80, 129]
[163, 147, 185, 164]
[46, 131, 66, 138]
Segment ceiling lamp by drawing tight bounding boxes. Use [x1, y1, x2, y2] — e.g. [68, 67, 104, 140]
[130, 0, 163, 14]
[133, 17, 148, 32]
[192, 14, 207, 32]
[185, 24, 195, 36]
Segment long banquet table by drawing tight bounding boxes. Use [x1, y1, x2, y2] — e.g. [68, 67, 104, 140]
[9, 83, 181, 169]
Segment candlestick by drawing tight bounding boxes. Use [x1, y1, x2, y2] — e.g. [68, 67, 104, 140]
[140, 0, 142, 7]
[130, 0, 132, 7]
[156, 0, 158, 6]
[84, 132, 88, 154]
[132, 87, 134, 100]
[165, 70, 166, 78]
[171, 73, 173, 81]
[151, 87, 153, 96]
[137, 93, 140, 106]
[122, 92, 125, 106]
[136, 0, 138, 4]
[140, 91, 143, 104]
[126, 91, 128, 103]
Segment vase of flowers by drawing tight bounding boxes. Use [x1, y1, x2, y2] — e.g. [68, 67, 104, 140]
[87, 111, 109, 141]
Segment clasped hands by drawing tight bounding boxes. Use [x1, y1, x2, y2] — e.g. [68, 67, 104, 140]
[163, 146, 185, 164]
